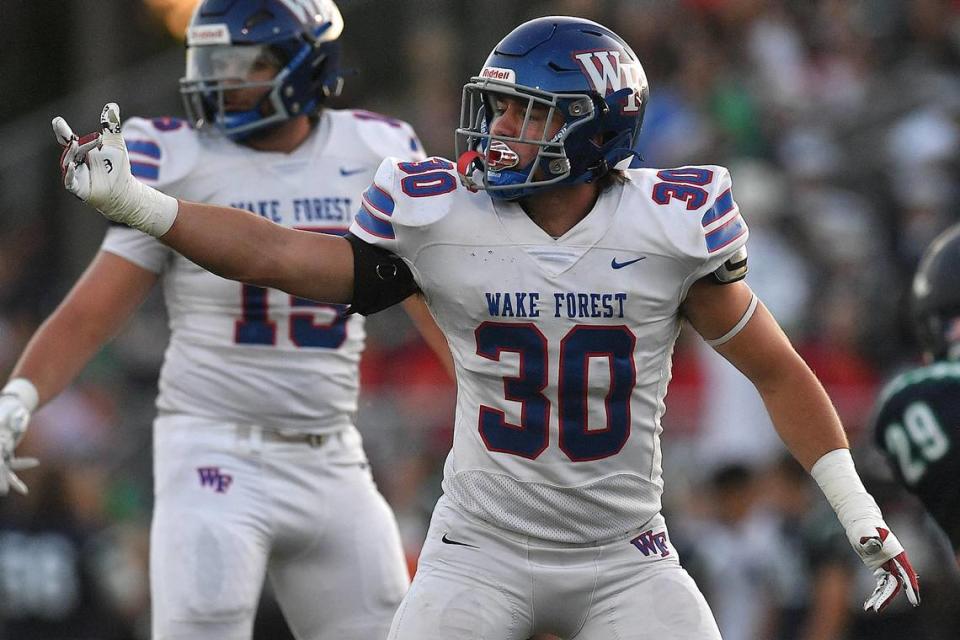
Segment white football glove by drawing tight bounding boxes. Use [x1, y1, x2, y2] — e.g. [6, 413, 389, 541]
[811, 449, 920, 612]
[853, 524, 920, 613]
[52, 103, 178, 237]
[0, 380, 40, 496]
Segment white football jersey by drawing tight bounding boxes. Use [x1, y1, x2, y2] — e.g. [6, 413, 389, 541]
[101, 110, 424, 431]
[350, 159, 748, 542]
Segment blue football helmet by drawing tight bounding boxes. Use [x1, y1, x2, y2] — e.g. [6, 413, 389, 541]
[180, 0, 344, 140]
[455, 17, 649, 200]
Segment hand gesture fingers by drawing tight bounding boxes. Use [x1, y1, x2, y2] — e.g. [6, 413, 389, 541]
[52, 115, 76, 146]
[863, 551, 920, 612]
[52, 114, 104, 201]
[0, 456, 39, 496]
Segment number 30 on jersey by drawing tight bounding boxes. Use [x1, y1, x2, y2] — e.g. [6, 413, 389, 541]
[476, 322, 636, 462]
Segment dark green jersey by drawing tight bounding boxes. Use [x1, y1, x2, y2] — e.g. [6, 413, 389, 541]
[873, 361, 960, 549]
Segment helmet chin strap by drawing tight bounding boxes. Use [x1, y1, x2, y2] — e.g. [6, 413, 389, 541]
[459, 136, 541, 200]
[456, 151, 484, 191]
[607, 148, 641, 171]
[219, 88, 285, 141]
[220, 110, 263, 140]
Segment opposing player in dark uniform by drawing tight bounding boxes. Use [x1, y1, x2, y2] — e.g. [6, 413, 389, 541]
[873, 222, 960, 562]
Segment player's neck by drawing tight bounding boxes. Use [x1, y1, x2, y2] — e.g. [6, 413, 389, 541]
[519, 183, 602, 238]
[243, 116, 313, 153]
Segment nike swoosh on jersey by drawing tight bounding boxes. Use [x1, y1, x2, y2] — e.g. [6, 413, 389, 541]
[441, 533, 478, 548]
[610, 256, 646, 269]
[339, 167, 368, 177]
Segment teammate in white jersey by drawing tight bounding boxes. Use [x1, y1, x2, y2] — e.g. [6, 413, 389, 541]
[0, 2, 450, 639]
[49, 14, 920, 640]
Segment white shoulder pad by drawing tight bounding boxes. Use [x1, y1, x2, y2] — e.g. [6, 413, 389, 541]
[685, 165, 748, 264]
[122, 116, 200, 188]
[696, 165, 747, 253]
[347, 109, 425, 162]
[348, 156, 459, 251]
[624, 165, 749, 294]
[640, 165, 748, 266]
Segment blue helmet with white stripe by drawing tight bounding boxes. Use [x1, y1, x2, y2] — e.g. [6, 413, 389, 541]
[456, 16, 649, 200]
[180, 0, 344, 141]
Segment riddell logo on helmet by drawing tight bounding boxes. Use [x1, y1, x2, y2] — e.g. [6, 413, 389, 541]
[572, 50, 645, 113]
[481, 67, 516, 83]
[187, 24, 231, 46]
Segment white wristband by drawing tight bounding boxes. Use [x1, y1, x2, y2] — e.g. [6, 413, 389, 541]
[1, 378, 39, 413]
[810, 448, 882, 533]
[105, 180, 179, 237]
[136, 182, 179, 237]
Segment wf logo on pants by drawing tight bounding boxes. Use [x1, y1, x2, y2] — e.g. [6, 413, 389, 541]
[630, 530, 670, 557]
[197, 467, 233, 493]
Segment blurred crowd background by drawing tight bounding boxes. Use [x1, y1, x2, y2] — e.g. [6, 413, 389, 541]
[1, 0, 959, 638]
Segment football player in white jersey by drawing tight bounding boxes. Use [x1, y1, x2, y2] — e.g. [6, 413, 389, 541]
[48, 15, 920, 640]
[0, 1, 451, 639]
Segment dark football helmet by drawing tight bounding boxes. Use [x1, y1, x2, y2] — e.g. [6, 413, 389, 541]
[456, 16, 648, 200]
[179, 0, 344, 140]
[911, 222, 960, 361]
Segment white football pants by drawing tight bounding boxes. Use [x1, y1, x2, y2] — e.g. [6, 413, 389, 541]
[150, 414, 409, 640]
[389, 496, 721, 640]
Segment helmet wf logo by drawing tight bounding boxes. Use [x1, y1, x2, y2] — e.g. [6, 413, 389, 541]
[573, 51, 644, 114]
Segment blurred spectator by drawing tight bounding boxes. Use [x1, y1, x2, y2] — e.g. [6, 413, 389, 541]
[762, 454, 856, 640]
[0, 467, 148, 640]
[679, 464, 783, 640]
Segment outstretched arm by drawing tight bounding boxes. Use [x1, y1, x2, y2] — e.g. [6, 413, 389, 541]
[682, 277, 920, 613]
[54, 103, 354, 305]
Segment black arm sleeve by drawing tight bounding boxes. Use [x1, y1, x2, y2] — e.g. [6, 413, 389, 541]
[345, 233, 419, 316]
